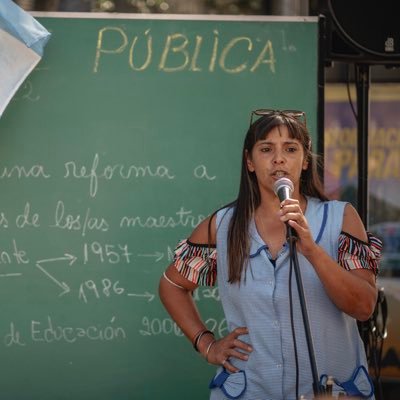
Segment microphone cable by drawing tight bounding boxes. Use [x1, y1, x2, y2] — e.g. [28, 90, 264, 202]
[287, 231, 324, 398]
[288, 242, 300, 400]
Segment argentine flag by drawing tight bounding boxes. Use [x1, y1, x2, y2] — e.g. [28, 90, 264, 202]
[0, 0, 50, 116]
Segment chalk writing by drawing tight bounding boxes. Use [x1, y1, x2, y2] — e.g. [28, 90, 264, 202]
[193, 287, 220, 302]
[193, 164, 216, 180]
[120, 206, 205, 229]
[83, 242, 132, 264]
[139, 316, 184, 336]
[279, 29, 296, 52]
[11, 80, 40, 102]
[3, 316, 127, 346]
[206, 317, 229, 338]
[50, 200, 110, 236]
[77, 279, 154, 303]
[16, 202, 40, 228]
[78, 278, 124, 303]
[42, 315, 125, 344]
[139, 316, 227, 338]
[64, 153, 175, 197]
[4, 322, 26, 347]
[0, 239, 29, 265]
[94, 27, 276, 74]
[0, 212, 9, 228]
[0, 164, 50, 179]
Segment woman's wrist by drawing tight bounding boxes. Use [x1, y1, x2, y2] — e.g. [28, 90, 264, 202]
[303, 242, 324, 262]
[198, 335, 216, 360]
[192, 329, 214, 352]
[204, 339, 217, 362]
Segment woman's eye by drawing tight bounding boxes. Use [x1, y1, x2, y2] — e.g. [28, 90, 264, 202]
[260, 147, 271, 152]
[287, 146, 298, 152]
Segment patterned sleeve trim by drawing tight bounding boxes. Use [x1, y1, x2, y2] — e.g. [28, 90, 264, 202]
[173, 239, 217, 286]
[338, 231, 382, 276]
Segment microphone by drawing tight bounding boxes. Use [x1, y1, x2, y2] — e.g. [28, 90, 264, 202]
[273, 177, 294, 202]
[273, 177, 297, 239]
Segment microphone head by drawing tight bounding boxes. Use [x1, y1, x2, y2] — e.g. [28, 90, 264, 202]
[273, 177, 294, 198]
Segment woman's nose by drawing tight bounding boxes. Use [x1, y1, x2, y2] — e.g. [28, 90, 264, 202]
[273, 151, 285, 164]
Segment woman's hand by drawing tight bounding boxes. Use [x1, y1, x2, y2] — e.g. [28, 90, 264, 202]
[201, 327, 253, 373]
[279, 198, 317, 256]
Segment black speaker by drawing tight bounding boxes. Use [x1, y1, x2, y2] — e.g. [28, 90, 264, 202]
[320, 0, 400, 65]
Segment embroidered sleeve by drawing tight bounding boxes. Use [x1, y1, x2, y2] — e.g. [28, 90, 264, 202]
[173, 239, 217, 286]
[338, 231, 382, 276]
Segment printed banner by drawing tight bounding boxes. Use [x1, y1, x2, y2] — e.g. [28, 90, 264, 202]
[325, 84, 400, 379]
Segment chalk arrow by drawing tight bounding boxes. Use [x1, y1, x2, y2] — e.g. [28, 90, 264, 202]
[137, 252, 164, 262]
[35, 263, 70, 297]
[127, 291, 155, 302]
[36, 253, 77, 267]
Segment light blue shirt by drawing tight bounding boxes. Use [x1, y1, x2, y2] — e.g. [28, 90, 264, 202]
[212, 197, 372, 400]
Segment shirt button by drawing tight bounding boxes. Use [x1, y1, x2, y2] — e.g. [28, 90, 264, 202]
[276, 364, 282, 368]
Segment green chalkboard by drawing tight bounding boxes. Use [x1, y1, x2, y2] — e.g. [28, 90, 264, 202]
[0, 13, 319, 400]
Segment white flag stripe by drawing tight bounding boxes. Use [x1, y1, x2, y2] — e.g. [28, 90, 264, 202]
[0, 0, 50, 117]
[0, 29, 40, 116]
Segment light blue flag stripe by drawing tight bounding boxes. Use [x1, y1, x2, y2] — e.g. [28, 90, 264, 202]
[0, 0, 51, 116]
[0, 0, 51, 55]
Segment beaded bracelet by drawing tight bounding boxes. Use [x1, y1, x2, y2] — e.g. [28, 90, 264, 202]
[193, 329, 214, 352]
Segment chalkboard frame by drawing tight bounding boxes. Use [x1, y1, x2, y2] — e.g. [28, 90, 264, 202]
[0, 12, 321, 400]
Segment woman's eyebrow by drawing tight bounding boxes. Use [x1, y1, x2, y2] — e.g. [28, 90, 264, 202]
[257, 139, 300, 145]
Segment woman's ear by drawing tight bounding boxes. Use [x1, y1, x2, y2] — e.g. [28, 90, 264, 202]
[245, 150, 255, 172]
[302, 154, 309, 171]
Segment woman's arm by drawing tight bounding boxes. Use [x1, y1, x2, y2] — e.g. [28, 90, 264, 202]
[159, 262, 213, 349]
[158, 216, 216, 353]
[283, 201, 378, 321]
[159, 214, 253, 371]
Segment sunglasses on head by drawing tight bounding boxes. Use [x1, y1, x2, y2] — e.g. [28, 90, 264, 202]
[249, 108, 307, 128]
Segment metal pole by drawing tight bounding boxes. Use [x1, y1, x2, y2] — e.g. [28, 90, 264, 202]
[355, 64, 370, 227]
[270, 0, 309, 15]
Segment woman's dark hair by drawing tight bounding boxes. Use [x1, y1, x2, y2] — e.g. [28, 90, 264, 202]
[226, 112, 328, 283]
